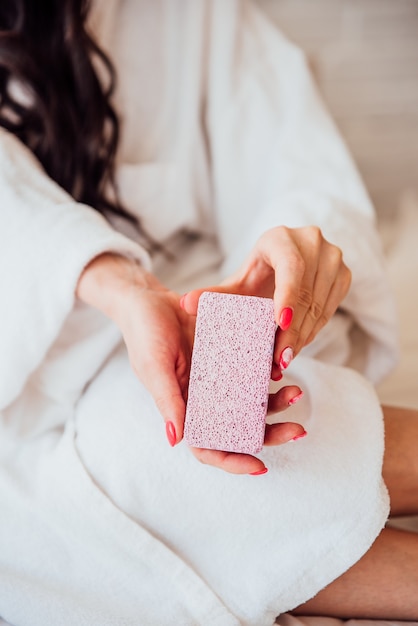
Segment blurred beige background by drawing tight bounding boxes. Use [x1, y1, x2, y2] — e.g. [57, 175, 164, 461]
[256, 0, 418, 222]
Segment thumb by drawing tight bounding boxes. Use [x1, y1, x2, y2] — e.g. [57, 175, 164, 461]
[179, 264, 252, 314]
[180, 284, 240, 316]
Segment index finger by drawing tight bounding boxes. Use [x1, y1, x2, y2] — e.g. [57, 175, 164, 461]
[257, 227, 318, 329]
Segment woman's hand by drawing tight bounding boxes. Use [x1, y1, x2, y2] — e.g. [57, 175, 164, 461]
[181, 226, 351, 380]
[76, 252, 306, 475]
[76, 253, 195, 445]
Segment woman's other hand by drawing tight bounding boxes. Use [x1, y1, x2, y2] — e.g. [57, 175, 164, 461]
[181, 226, 351, 380]
[76, 253, 194, 446]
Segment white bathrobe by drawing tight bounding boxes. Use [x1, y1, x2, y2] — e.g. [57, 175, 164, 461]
[0, 1, 398, 625]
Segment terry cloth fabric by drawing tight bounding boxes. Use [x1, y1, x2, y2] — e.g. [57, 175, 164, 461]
[0, 1, 397, 624]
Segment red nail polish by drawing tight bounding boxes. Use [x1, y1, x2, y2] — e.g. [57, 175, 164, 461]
[279, 307, 293, 331]
[271, 371, 283, 382]
[279, 346, 293, 370]
[166, 421, 177, 447]
[292, 430, 307, 441]
[288, 391, 304, 405]
[249, 467, 268, 476]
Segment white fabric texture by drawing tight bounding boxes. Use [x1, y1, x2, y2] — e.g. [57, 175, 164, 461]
[276, 197, 418, 626]
[0, 1, 399, 625]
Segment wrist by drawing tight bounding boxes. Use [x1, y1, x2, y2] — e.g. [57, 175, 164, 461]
[76, 253, 163, 321]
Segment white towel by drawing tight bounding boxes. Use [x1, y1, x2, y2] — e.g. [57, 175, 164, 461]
[0, 339, 389, 626]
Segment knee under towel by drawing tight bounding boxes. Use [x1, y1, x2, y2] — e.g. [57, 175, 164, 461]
[0, 345, 389, 626]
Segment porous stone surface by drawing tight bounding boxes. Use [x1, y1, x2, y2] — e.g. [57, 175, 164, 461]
[184, 292, 276, 453]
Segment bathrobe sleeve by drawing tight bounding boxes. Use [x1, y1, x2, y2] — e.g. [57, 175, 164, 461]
[0, 128, 150, 410]
[200, 0, 398, 383]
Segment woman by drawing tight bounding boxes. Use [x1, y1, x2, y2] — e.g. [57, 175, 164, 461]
[0, 1, 417, 624]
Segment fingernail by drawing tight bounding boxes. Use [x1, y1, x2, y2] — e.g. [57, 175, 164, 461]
[179, 294, 187, 309]
[279, 346, 293, 370]
[166, 421, 177, 447]
[279, 307, 293, 331]
[271, 371, 283, 382]
[249, 467, 268, 476]
[291, 429, 307, 441]
[288, 391, 304, 405]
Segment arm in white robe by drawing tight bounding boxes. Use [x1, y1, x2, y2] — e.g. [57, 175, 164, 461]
[0, 129, 150, 410]
[197, 0, 398, 383]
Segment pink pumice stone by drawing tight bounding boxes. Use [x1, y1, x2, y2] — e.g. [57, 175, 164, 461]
[184, 292, 276, 454]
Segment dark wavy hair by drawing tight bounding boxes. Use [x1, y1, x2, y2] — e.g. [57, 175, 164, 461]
[0, 0, 152, 243]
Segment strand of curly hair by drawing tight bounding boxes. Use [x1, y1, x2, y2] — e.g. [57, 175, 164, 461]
[0, 0, 156, 250]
